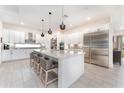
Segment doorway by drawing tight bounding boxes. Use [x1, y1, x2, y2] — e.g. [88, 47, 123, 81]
[113, 36, 123, 66]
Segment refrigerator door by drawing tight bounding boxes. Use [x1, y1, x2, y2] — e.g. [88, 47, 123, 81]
[91, 55, 108, 67]
[91, 48, 109, 67]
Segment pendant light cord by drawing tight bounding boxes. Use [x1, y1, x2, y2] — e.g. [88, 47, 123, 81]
[62, 5, 64, 22]
[41, 19, 44, 33]
[49, 12, 52, 28]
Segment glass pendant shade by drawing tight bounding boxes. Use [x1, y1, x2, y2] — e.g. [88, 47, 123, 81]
[60, 6, 66, 30]
[60, 21, 66, 30]
[48, 28, 52, 34]
[41, 32, 44, 37]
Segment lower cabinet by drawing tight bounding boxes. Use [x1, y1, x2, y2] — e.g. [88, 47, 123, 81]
[2, 49, 33, 62]
[2, 50, 11, 62]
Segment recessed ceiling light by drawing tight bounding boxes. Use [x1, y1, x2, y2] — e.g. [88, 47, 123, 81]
[20, 21, 24, 25]
[87, 17, 91, 20]
[70, 24, 72, 27]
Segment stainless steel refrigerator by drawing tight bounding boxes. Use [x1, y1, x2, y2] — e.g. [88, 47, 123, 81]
[83, 31, 109, 67]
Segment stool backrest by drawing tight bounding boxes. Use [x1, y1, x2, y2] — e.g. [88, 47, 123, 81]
[40, 55, 59, 70]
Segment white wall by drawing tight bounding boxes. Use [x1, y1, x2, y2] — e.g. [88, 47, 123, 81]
[3, 23, 40, 33]
[0, 21, 3, 64]
[113, 30, 124, 36]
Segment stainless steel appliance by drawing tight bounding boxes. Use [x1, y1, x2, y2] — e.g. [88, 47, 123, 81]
[83, 31, 109, 67]
[59, 42, 64, 50]
[83, 33, 91, 63]
[3, 44, 10, 50]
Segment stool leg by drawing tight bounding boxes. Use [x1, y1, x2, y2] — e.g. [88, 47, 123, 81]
[37, 64, 40, 75]
[40, 68, 42, 78]
[45, 71, 48, 88]
[35, 63, 37, 72]
[32, 61, 34, 68]
[30, 59, 33, 68]
[33, 62, 36, 71]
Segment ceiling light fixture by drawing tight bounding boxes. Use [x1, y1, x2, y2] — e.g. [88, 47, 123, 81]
[70, 24, 72, 27]
[60, 6, 66, 30]
[87, 17, 91, 20]
[41, 19, 45, 37]
[48, 12, 52, 34]
[20, 21, 24, 25]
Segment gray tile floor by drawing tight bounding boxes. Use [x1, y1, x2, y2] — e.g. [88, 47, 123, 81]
[0, 59, 124, 88]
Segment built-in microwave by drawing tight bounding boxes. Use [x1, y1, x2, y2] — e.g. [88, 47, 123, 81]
[3, 44, 10, 50]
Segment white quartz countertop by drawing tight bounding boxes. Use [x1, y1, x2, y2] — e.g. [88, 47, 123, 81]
[34, 49, 85, 59]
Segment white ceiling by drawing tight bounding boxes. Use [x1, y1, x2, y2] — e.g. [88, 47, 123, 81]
[0, 5, 124, 33]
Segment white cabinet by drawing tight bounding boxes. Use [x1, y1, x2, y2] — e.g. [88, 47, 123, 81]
[9, 31, 15, 43]
[14, 31, 25, 43]
[2, 49, 33, 62]
[20, 32, 25, 43]
[3, 29, 9, 43]
[2, 50, 11, 62]
[36, 34, 41, 43]
[12, 50, 20, 60]
[3, 29, 25, 44]
[14, 31, 19, 43]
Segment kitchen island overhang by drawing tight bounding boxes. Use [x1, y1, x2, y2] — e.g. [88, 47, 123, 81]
[34, 49, 84, 88]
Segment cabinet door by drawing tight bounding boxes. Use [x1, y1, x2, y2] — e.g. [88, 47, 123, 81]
[12, 50, 19, 60]
[20, 32, 25, 43]
[2, 50, 11, 62]
[9, 31, 15, 43]
[3, 29, 9, 43]
[15, 31, 25, 43]
[14, 31, 20, 43]
[36, 34, 40, 43]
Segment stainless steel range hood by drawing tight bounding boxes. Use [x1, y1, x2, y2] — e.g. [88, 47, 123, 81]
[25, 32, 36, 43]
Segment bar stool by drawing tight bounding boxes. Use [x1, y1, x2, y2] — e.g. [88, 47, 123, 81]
[39, 56, 58, 87]
[33, 53, 39, 71]
[30, 51, 37, 68]
[36, 53, 43, 75]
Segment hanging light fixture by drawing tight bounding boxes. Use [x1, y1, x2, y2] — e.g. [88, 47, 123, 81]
[41, 19, 45, 37]
[60, 6, 66, 30]
[48, 12, 52, 34]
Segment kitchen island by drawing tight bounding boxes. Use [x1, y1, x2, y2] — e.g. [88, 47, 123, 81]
[34, 49, 84, 88]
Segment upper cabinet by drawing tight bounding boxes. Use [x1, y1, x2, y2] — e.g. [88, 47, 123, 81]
[9, 31, 15, 43]
[20, 32, 25, 43]
[3, 29, 25, 44]
[2, 29, 39, 44]
[3, 29, 9, 43]
[36, 34, 41, 43]
[14, 31, 25, 43]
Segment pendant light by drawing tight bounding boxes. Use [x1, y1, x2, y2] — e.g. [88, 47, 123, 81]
[60, 6, 66, 30]
[48, 12, 52, 34]
[41, 19, 45, 37]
